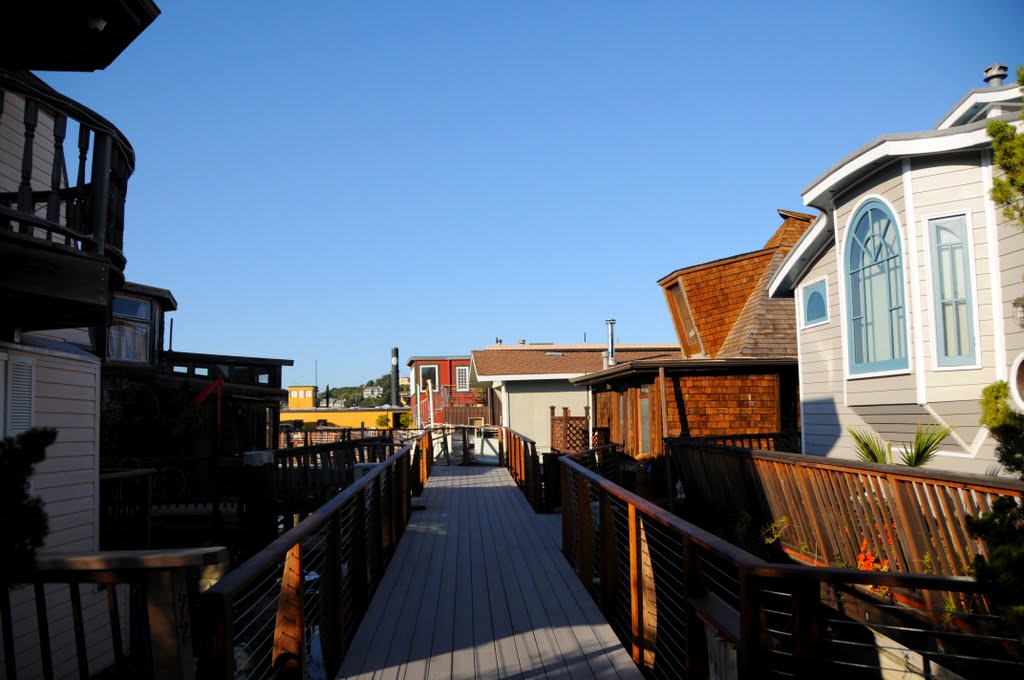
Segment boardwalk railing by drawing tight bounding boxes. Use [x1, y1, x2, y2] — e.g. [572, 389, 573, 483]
[2, 547, 227, 680]
[195, 430, 433, 680]
[665, 438, 1024, 576]
[502, 428, 543, 510]
[560, 447, 1024, 679]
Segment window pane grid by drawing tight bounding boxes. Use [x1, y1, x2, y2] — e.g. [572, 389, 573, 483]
[846, 202, 907, 373]
[930, 216, 975, 366]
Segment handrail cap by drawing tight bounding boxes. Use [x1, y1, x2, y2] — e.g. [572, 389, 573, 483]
[35, 547, 229, 572]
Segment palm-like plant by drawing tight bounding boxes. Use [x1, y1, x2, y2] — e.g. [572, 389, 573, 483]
[849, 428, 891, 464]
[898, 424, 953, 467]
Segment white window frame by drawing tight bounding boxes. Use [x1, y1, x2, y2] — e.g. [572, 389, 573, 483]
[922, 211, 981, 371]
[455, 365, 470, 392]
[799, 276, 830, 329]
[108, 294, 153, 364]
[842, 195, 912, 379]
[419, 364, 439, 392]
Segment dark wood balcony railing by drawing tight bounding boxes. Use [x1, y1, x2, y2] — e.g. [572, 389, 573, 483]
[0, 69, 134, 270]
[560, 445, 1024, 679]
[2, 547, 227, 680]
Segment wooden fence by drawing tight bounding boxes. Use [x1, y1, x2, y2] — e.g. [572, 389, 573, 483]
[2, 547, 227, 680]
[665, 438, 1024, 577]
[561, 447, 1024, 679]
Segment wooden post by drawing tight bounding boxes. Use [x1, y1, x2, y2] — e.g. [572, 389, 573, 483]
[683, 538, 708, 679]
[578, 476, 595, 591]
[599, 492, 618, 620]
[462, 427, 469, 466]
[628, 504, 644, 664]
[197, 587, 233, 679]
[89, 132, 111, 250]
[18, 99, 37, 228]
[351, 490, 369, 616]
[370, 477, 385, 583]
[47, 113, 67, 223]
[737, 566, 760, 679]
[321, 516, 346, 677]
[145, 569, 197, 680]
[550, 405, 558, 452]
[561, 463, 573, 560]
[790, 577, 821, 679]
[272, 544, 305, 679]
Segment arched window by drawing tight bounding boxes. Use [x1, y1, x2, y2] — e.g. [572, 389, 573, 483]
[846, 199, 908, 374]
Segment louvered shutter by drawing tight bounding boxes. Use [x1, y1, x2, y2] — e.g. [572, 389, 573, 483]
[7, 357, 34, 436]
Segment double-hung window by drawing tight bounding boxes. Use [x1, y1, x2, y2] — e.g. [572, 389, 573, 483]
[845, 200, 908, 374]
[928, 215, 976, 366]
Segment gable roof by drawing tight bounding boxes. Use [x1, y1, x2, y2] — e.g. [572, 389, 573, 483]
[773, 75, 1023, 297]
[658, 209, 814, 359]
[471, 344, 679, 382]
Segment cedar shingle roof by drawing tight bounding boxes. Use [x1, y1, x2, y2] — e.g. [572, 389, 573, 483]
[472, 344, 679, 379]
[658, 209, 815, 359]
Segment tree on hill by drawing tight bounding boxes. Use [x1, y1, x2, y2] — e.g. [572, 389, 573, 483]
[321, 372, 398, 408]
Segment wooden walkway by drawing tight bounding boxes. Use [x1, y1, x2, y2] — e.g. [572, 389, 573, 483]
[337, 465, 643, 680]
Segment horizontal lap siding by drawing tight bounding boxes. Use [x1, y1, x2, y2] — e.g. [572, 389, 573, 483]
[911, 153, 998, 397]
[798, 251, 867, 461]
[0, 346, 119, 679]
[796, 153, 1007, 473]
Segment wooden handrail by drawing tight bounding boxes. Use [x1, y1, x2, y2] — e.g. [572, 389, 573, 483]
[559, 450, 1024, 679]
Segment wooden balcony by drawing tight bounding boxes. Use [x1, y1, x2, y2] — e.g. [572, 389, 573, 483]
[0, 69, 135, 336]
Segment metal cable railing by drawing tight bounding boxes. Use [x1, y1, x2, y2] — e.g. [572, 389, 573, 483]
[195, 430, 432, 680]
[562, 446, 1024, 679]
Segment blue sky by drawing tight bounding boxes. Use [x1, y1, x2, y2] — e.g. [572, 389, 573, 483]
[42, 1, 1023, 387]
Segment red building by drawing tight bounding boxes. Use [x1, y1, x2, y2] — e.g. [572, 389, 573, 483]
[407, 355, 486, 426]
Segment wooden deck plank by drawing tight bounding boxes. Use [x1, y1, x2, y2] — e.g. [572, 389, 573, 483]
[341, 470, 449, 677]
[336, 466, 641, 680]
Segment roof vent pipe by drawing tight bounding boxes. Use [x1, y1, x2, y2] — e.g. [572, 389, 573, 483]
[606, 319, 617, 366]
[984, 63, 1008, 87]
[602, 351, 609, 370]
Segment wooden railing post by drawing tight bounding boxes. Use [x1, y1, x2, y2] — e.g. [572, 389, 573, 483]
[370, 477, 385, 584]
[321, 515, 346, 678]
[144, 567, 197, 680]
[562, 462, 573, 561]
[272, 544, 304, 679]
[628, 504, 644, 665]
[737, 566, 761, 678]
[599, 491, 618, 620]
[197, 588, 233, 680]
[529, 442, 541, 510]
[578, 476, 595, 592]
[682, 537, 708, 679]
[351, 487, 369, 617]
[790, 577, 821, 679]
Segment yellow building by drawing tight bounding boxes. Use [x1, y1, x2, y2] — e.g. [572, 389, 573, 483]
[287, 385, 317, 409]
[283, 385, 410, 428]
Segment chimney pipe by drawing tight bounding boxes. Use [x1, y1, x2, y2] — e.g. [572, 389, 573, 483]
[606, 319, 617, 366]
[390, 347, 399, 408]
[984, 63, 1008, 87]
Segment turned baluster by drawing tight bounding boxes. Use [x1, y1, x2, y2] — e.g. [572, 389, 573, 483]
[47, 112, 67, 226]
[18, 99, 38, 232]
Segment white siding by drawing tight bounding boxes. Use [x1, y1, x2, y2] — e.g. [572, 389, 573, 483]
[795, 152, 1011, 474]
[0, 341, 121, 679]
[505, 379, 589, 453]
